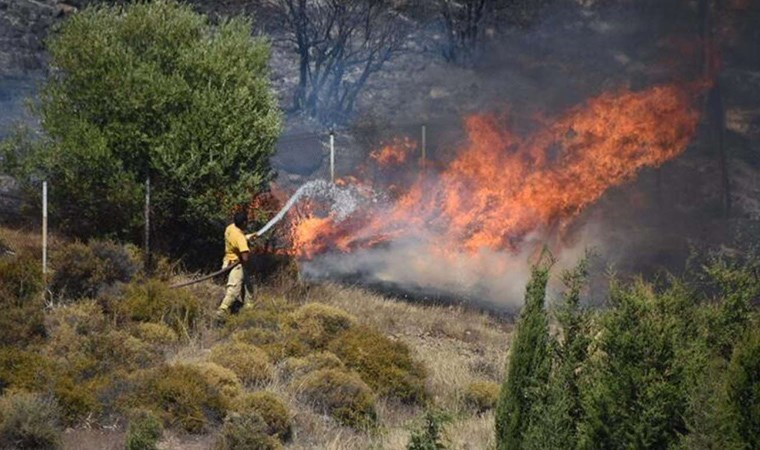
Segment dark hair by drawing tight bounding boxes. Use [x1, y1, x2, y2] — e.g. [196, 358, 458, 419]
[233, 211, 248, 228]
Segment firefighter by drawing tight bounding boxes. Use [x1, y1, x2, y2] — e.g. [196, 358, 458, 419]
[216, 211, 255, 319]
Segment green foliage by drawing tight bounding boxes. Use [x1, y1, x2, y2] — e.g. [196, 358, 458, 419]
[407, 410, 448, 450]
[209, 341, 274, 387]
[50, 240, 140, 301]
[285, 303, 357, 350]
[215, 411, 282, 450]
[329, 325, 427, 404]
[0, 349, 54, 393]
[0, 248, 46, 348]
[280, 351, 345, 382]
[131, 364, 227, 433]
[296, 368, 376, 429]
[192, 362, 244, 406]
[12, 0, 281, 263]
[0, 391, 62, 450]
[132, 322, 179, 347]
[125, 409, 163, 450]
[463, 381, 500, 414]
[725, 327, 760, 449]
[118, 279, 200, 337]
[496, 256, 552, 450]
[233, 392, 292, 441]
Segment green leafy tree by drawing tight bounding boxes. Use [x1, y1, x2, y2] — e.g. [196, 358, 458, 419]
[495, 253, 553, 450]
[725, 325, 760, 449]
[11, 0, 281, 264]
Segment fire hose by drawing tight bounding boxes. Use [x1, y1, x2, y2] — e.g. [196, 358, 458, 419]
[169, 181, 330, 289]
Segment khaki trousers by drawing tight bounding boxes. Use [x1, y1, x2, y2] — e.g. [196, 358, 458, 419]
[219, 263, 254, 311]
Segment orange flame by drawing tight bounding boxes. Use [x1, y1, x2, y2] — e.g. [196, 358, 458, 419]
[369, 137, 417, 167]
[289, 83, 703, 259]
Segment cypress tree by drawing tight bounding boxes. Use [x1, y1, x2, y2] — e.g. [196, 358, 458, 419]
[495, 253, 553, 450]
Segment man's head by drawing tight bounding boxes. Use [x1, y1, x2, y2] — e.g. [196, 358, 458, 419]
[233, 211, 248, 229]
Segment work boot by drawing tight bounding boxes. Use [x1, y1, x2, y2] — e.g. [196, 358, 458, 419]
[214, 308, 228, 325]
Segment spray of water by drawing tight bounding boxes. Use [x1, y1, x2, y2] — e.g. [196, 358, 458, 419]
[254, 180, 360, 236]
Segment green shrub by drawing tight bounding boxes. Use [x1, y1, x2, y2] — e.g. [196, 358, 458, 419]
[407, 410, 448, 450]
[463, 381, 500, 413]
[50, 242, 106, 300]
[209, 342, 273, 386]
[496, 259, 552, 450]
[296, 368, 376, 429]
[52, 375, 100, 426]
[284, 303, 356, 350]
[329, 326, 427, 403]
[119, 279, 200, 337]
[215, 411, 282, 450]
[725, 328, 760, 449]
[0, 391, 62, 449]
[0, 249, 43, 300]
[233, 392, 291, 440]
[125, 409, 163, 450]
[20, 0, 282, 265]
[0, 251, 46, 347]
[193, 362, 244, 405]
[279, 352, 344, 382]
[132, 322, 179, 346]
[131, 364, 227, 433]
[0, 348, 54, 393]
[89, 240, 140, 284]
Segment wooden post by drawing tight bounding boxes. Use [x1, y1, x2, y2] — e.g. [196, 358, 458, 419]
[144, 175, 151, 273]
[330, 131, 335, 183]
[42, 181, 48, 297]
[421, 124, 427, 169]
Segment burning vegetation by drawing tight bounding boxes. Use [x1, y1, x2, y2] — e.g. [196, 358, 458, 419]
[284, 83, 704, 283]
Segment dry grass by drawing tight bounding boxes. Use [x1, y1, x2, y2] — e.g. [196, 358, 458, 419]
[2, 226, 513, 449]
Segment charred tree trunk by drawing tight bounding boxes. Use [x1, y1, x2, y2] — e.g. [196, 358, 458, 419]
[700, 0, 731, 217]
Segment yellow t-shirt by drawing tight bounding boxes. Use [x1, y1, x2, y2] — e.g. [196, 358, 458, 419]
[223, 224, 250, 264]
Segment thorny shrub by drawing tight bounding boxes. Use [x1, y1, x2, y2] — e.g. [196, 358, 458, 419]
[284, 303, 356, 350]
[233, 391, 292, 441]
[209, 341, 274, 386]
[215, 411, 282, 450]
[279, 351, 345, 383]
[329, 326, 427, 404]
[192, 362, 244, 406]
[125, 408, 163, 450]
[295, 368, 376, 429]
[0, 390, 62, 450]
[118, 279, 201, 338]
[129, 364, 228, 433]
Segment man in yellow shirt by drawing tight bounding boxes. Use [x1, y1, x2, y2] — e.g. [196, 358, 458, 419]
[217, 211, 255, 318]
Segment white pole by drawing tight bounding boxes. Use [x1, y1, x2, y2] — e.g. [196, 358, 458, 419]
[330, 132, 335, 183]
[42, 181, 48, 293]
[421, 124, 427, 169]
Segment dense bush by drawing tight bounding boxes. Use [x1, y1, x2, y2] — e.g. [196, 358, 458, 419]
[125, 409, 163, 450]
[407, 410, 448, 450]
[50, 240, 138, 301]
[131, 364, 227, 433]
[725, 326, 760, 449]
[463, 381, 500, 413]
[0, 251, 46, 347]
[0, 391, 62, 450]
[496, 258, 552, 450]
[496, 251, 760, 449]
[284, 303, 356, 350]
[193, 362, 244, 406]
[279, 352, 345, 382]
[329, 326, 427, 403]
[214, 411, 282, 450]
[233, 392, 292, 440]
[132, 322, 179, 347]
[296, 368, 376, 429]
[118, 279, 200, 337]
[8, 0, 281, 266]
[209, 341, 274, 386]
[0, 348, 54, 393]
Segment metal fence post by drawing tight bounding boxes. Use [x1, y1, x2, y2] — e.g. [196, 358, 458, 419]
[144, 175, 151, 274]
[42, 181, 48, 298]
[330, 131, 335, 183]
